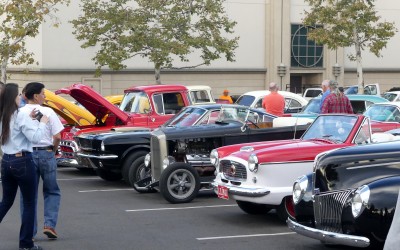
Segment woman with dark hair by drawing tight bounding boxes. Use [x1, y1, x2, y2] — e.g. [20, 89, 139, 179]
[0, 83, 49, 250]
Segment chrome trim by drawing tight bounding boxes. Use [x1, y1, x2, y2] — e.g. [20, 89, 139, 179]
[260, 160, 314, 165]
[77, 152, 118, 159]
[347, 161, 400, 170]
[287, 218, 370, 248]
[211, 181, 270, 197]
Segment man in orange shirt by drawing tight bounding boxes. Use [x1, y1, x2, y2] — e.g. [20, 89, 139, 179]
[262, 82, 285, 116]
[219, 89, 233, 104]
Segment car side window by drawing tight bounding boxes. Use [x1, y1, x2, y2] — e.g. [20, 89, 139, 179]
[289, 99, 301, 108]
[163, 93, 185, 114]
[354, 119, 371, 145]
[153, 94, 164, 114]
[255, 98, 263, 108]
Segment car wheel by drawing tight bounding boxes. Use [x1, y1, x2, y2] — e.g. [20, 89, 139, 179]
[159, 163, 200, 204]
[96, 168, 122, 181]
[121, 151, 148, 185]
[277, 196, 296, 222]
[128, 156, 156, 193]
[236, 200, 271, 214]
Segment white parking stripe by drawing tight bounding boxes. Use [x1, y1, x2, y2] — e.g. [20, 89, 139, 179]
[197, 232, 296, 240]
[126, 204, 236, 212]
[79, 188, 133, 193]
[57, 177, 99, 181]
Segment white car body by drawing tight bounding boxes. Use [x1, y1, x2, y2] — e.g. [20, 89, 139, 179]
[186, 85, 216, 105]
[235, 90, 309, 113]
[213, 156, 310, 206]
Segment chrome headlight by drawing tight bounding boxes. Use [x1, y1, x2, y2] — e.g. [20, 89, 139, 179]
[100, 141, 105, 151]
[292, 175, 309, 204]
[144, 153, 151, 167]
[210, 149, 219, 167]
[351, 185, 370, 218]
[162, 156, 175, 170]
[248, 154, 258, 172]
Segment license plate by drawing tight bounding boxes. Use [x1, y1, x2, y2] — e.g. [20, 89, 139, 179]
[218, 185, 229, 200]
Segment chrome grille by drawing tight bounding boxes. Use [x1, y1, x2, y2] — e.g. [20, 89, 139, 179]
[314, 189, 353, 233]
[78, 138, 93, 151]
[150, 130, 166, 181]
[220, 160, 247, 181]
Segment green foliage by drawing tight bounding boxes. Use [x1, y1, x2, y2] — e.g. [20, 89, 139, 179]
[0, 0, 69, 83]
[303, 0, 396, 59]
[71, 0, 239, 81]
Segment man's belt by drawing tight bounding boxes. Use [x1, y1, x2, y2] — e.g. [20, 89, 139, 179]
[32, 146, 54, 151]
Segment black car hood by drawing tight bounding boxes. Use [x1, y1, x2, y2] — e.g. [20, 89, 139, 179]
[315, 141, 400, 192]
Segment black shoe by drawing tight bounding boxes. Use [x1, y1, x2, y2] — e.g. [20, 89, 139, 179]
[19, 245, 43, 250]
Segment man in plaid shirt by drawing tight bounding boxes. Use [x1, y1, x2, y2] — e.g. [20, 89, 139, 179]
[321, 80, 353, 114]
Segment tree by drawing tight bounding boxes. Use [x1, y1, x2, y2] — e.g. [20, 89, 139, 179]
[0, 0, 69, 85]
[303, 0, 396, 93]
[71, 0, 239, 84]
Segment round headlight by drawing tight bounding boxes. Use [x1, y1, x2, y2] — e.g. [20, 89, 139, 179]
[210, 149, 219, 167]
[351, 185, 370, 218]
[162, 156, 175, 170]
[248, 154, 258, 172]
[292, 175, 309, 204]
[144, 153, 151, 167]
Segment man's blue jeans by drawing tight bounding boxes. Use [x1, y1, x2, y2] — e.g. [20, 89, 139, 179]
[1, 153, 37, 248]
[21, 150, 61, 236]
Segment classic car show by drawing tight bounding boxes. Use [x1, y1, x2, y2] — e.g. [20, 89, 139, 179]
[2, 1, 400, 250]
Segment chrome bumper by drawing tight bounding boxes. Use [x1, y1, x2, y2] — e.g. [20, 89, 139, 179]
[57, 158, 79, 168]
[211, 181, 270, 197]
[77, 152, 118, 159]
[287, 218, 370, 248]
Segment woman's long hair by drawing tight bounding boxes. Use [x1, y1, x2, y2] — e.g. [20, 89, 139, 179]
[0, 83, 19, 145]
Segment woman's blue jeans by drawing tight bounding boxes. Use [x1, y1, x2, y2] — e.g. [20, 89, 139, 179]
[0, 152, 37, 248]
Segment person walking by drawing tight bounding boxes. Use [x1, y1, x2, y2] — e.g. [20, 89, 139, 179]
[319, 79, 331, 111]
[219, 89, 233, 104]
[20, 82, 64, 240]
[0, 83, 48, 250]
[262, 82, 285, 116]
[320, 80, 353, 114]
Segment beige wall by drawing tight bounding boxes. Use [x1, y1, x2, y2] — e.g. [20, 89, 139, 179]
[8, 0, 400, 95]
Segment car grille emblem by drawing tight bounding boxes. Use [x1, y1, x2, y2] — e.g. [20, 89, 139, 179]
[229, 165, 236, 176]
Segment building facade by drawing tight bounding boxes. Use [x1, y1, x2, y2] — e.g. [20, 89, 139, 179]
[7, 0, 400, 97]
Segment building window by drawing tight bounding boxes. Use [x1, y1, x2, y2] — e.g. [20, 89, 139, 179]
[291, 24, 323, 68]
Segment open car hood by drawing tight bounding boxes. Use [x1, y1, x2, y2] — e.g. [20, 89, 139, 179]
[55, 83, 129, 123]
[43, 89, 96, 126]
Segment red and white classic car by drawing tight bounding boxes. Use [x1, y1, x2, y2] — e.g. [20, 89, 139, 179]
[211, 114, 395, 221]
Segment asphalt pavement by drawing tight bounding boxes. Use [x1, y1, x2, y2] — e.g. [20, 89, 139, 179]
[0, 168, 358, 250]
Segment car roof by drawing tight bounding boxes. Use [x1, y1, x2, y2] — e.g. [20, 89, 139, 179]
[238, 90, 308, 105]
[311, 94, 388, 102]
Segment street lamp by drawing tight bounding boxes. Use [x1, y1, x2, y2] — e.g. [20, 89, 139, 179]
[333, 63, 341, 80]
[277, 63, 287, 89]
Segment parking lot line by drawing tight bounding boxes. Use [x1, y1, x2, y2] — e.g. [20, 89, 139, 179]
[196, 232, 296, 240]
[57, 177, 100, 181]
[126, 204, 237, 212]
[79, 188, 133, 193]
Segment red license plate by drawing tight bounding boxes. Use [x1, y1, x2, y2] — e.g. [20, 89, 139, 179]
[218, 185, 229, 200]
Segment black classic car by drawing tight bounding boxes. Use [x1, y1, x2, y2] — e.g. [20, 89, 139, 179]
[75, 104, 277, 184]
[137, 105, 312, 204]
[287, 138, 400, 249]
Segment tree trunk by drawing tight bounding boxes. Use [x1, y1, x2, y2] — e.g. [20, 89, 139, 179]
[155, 66, 161, 84]
[353, 28, 364, 94]
[1, 57, 8, 84]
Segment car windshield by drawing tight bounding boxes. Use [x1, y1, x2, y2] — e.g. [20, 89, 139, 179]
[119, 91, 150, 114]
[235, 95, 256, 107]
[301, 98, 321, 114]
[383, 93, 397, 102]
[164, 107, 208, 127]
[364, 105, 400, 122]
[302, 115, 358, 143]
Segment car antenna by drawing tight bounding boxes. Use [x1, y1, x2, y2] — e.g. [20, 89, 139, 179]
[293, 117, 299, 140]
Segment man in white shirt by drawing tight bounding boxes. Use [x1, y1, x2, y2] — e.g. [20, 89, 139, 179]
[20, 82, 64, 240]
